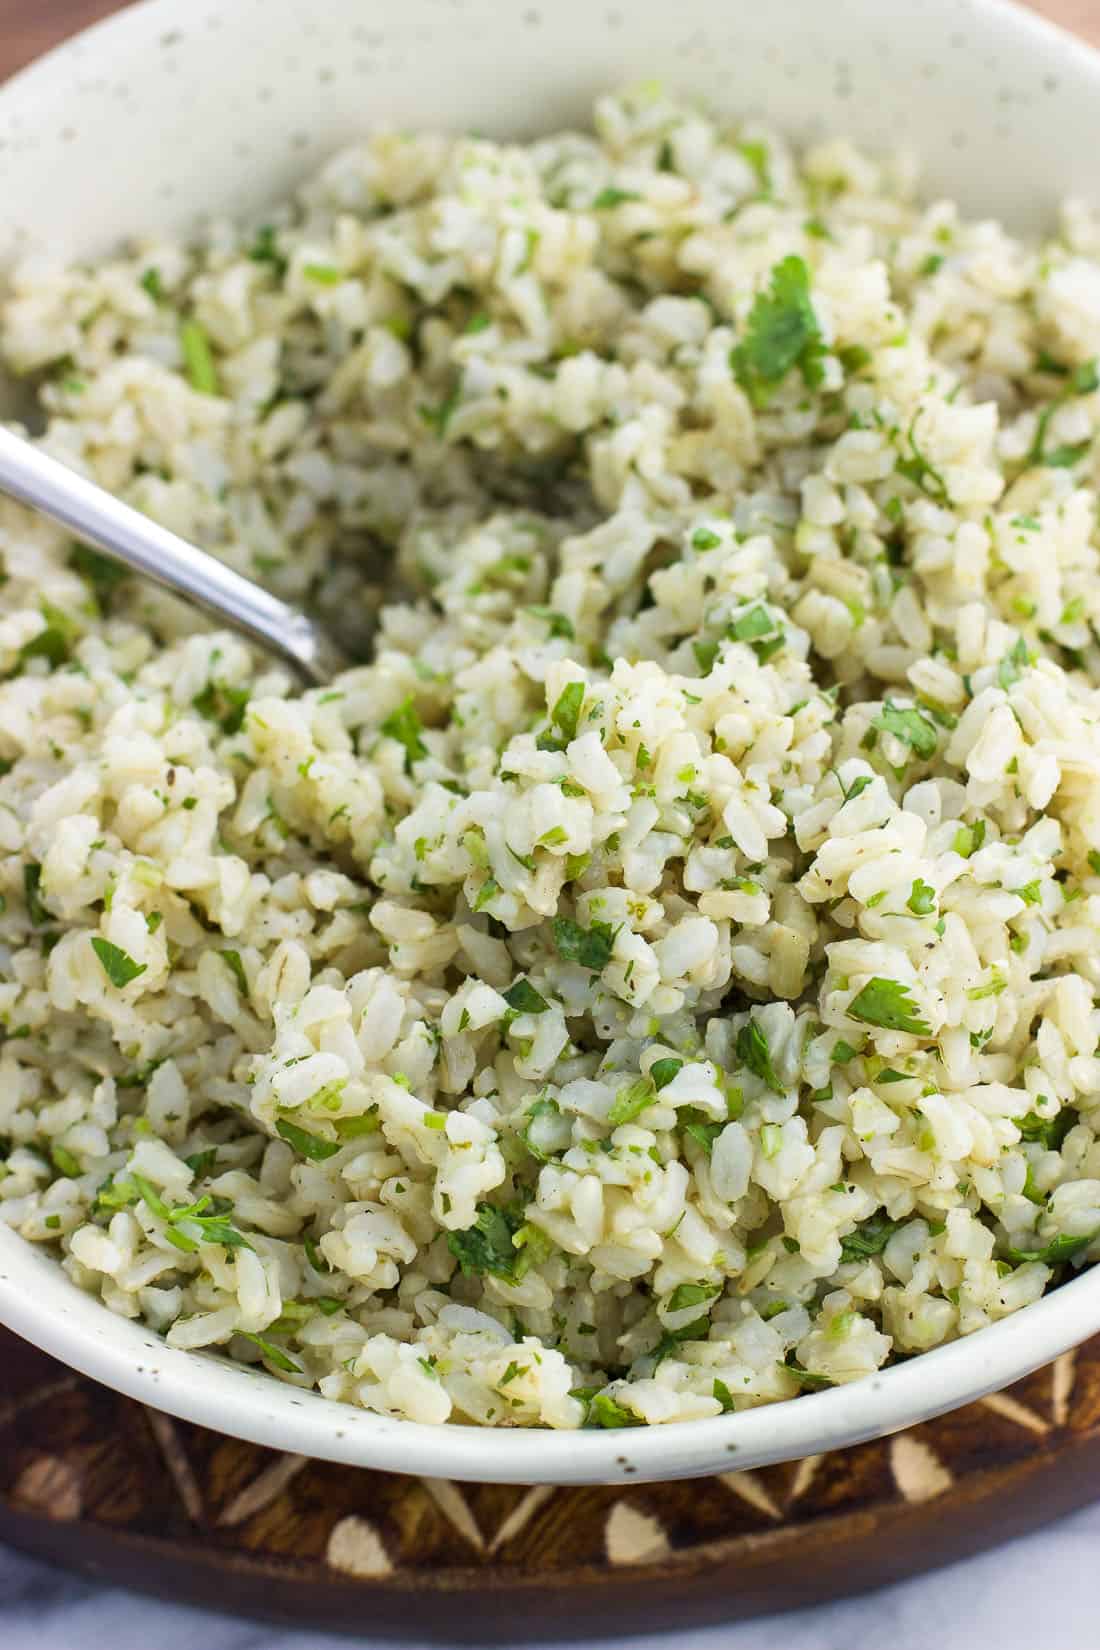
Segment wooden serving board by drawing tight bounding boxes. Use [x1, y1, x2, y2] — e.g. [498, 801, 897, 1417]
[4, 0, 1100, 1638]
[1, 1325, 1099, 1639]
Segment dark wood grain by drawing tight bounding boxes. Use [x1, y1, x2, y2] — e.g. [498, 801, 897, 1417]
[4, 0, 1100, 1637]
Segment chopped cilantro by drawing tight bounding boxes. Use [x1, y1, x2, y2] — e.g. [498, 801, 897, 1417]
[239, 1332, 303, 1374]
[1015, 1107, 1077, 1151]
[179, 318, 219, 395]
[551, 915, 615, 971]
[730, 255, 825, 407]
[736, 1017, 783, 1094]
[607, 1077, 657, 1128]
[782, 1356, 834, 1391]
[418, 377, 461, 438]
[447, 1202, 526, 1283]
[649, 1057, 684, 1091]
[220, 949, 248, 997]
[847, 977, 930, 1036]
[896, 416, 950, 503]
[592, 187, 640, 209]
[90, 937, 146, 989]
[275, 1119, 341, 1161]
[23, 863, 50, 927]
[666, 1281, 720, 1314]
[907, 879, 936, 915]
[51, 1144, 82, 1179]
[587, 1392, 642, 1427]
[503, 978, 549, 1014]
[997, 635, 1031, 691]
[1006, 1229, 1100, 1267]
[839, 1210, 905, 1262]
[526, 606, 575, 641]
[551, 681, 585, 743]
[248, 225, 288, 276]
[380, 698, 428, 773]
[69, 543, 127, 605]
[713, 1377, 736, 1412]
[874, 701, 938, 760]
[693, 639, 719, 674]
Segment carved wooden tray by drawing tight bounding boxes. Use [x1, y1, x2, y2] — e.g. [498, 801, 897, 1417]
[1, 1325, 1099, 1640]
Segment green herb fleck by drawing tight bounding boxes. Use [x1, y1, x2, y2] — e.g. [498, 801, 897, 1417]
[730, 255, 825, 408]
[275, 1119, 341, 1161]
[380, 698, 428, 773]
[90, 937, 146, 989]
[736, 1018, 783, 1094]
[847, 977, 930, 1036]
[179, 318, 219, 395]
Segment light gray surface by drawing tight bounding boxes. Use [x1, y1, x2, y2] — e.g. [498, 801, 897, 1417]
[1, 1499, 1098, 1650]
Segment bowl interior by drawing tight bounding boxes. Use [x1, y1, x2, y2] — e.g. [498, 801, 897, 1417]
[4, 0, 1100, 1483]
[1, 0, 1099, 262]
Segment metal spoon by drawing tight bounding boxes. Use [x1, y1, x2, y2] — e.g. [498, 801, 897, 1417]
[0, 426, 350, 684]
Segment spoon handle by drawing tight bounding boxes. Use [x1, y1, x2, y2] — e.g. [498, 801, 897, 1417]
[0, 426, 347, 684]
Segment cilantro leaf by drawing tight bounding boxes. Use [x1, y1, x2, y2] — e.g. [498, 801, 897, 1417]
[895, 416, 951, 503]
[839, 1210, 905, 1262]
[275, 1119, 342, 1161]
[447, 1202, 526, 1283]
[69, 543, 128, 606]
[23, 863, 50, 927]
[586, 1392, 643, 1427]
[727, 604, 775, 642]
[90, 937, 147, 989]
[592, 187, 640, 209]
[179, 318, 219, 395]
[649, 1057, 684, 1091]
[551, 681, 585, 744]
[220, 949, 248, 997]
[1006, 1228, 1100, 1267]
[380, 698, 428, 773]
[782, 1356, 834, 1391]
[418, 376, 461, 438]
[997, 636, 1031, 691]
[526, 606, 575, 641]
[551, 915, 615, 971]
[239, 1332, 303, 1374]
[907, 879, 936, 915]
[693, 639, 719, 674]
[666, 1281, 720, 1314]
[874, 701, 938, 760]
[1014, 1107, 1077, 1152]
[847, 977, 931, 1037]
[192, 680, 250, 735]
[735, 1017, 784, 1094]
[651, 1315, 711, 1367]
[524, 1097, 564, 1163]
[503, 978, 549, 1014]
[730, 255, 825, 407]
[607, 1077, 657, 1128]
[248, 225, 288, 276]
[713, 1376, 736, 1412]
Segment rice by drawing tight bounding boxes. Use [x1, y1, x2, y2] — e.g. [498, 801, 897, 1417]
[3, 86, 1100, 1429]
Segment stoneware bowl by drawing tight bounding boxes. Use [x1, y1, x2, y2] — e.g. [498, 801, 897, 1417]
[3, 0, 1100, 1486]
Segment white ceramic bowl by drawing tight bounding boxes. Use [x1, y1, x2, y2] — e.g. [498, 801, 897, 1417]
[3, 0, 1100, 1486]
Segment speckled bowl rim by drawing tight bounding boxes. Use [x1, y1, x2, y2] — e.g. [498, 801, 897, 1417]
[4, 0, 1100, 1484]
